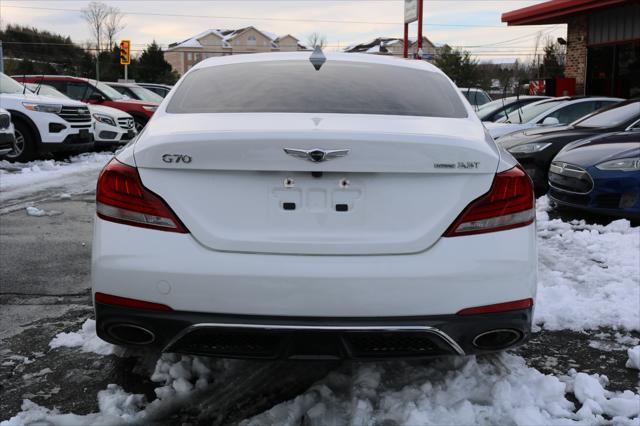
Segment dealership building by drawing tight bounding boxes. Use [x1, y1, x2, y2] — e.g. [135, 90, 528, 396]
[503, 0, 639, 98]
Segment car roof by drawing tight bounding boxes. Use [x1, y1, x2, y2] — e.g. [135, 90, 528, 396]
[139, 83, 171, 88]
[190, 51, 443, 75]
[14, 75, 88, 82]
[105, 82, 139, 87]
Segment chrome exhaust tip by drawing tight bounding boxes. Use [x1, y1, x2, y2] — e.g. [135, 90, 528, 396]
[106, 323, 155, 345]
[472, 329, 522, 350]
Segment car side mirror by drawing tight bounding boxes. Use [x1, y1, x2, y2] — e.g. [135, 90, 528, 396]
[541, 117, 560, 126]
[87, 93, 105, 103]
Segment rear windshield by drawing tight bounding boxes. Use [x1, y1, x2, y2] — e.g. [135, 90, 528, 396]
[167, 60, 467, 118]
[500, 99, 565, 124]
[129, 86, 163, 103]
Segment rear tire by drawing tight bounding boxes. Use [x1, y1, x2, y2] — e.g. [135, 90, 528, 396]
[6, 120, 38, 163]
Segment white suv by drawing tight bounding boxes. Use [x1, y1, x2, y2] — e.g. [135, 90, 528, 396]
[92, 52, 537, 360]
[26, 83, 137, 148]
[0, 73, 94, 162]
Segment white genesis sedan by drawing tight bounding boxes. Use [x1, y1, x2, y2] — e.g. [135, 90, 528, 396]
[92, 52, 537, 360]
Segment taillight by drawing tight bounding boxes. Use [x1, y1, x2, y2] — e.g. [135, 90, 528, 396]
[96, 158, 188, 233]
[444, 166, 534, 237]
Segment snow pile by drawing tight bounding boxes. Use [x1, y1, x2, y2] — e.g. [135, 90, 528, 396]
[1, 350, 225, 425]
[565, 370, 640, 421]
[149, 353, 216, 399]
[25, 206, 62, 217]
[0, 152, 112, 192]
[49, 319, 124, 356]
[244, 354, 639, 425]
[535, 196, 640, 332]
[627, 346, 640, 370]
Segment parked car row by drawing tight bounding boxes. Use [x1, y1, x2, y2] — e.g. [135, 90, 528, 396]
[477, 94, 640, 219]
[0, 73, 173, 162]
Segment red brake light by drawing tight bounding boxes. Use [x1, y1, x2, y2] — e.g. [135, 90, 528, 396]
[95, 292, 172, 311]
[444, 166, 534, 237]
[457, 298, 533, 315]
[96, 158, 188, 233]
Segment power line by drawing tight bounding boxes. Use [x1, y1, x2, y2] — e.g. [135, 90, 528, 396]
[460, 25, 561, 48]
[0, 41, 553, 54]
[0, 4, 558, 28]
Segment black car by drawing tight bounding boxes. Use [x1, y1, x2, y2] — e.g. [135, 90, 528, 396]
[138, 83, 172, 98]
[105, 82, 164, 103]
[477, 95, 550, 122]
[496, 99, 640, 195]
[548, 130, 640, 220]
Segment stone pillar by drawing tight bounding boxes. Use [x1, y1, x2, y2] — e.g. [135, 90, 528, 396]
[565, 15, 588, 95]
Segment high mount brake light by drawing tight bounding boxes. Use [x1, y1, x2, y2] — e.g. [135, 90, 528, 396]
[445, 166, 534, 237]
[96, 158, 188, 233]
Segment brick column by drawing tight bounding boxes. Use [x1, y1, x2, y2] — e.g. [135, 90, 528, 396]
[565, 15, 588, 95]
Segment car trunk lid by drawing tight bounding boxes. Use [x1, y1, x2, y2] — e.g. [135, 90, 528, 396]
[134, 113, 499, 255]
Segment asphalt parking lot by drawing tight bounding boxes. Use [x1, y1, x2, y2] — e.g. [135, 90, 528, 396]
[1, 175, 638, 424]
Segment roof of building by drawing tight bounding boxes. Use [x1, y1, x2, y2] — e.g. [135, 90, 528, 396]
[344, 36, 435, 54]
[502, 0, 630, 25]
[168, 27, 306, 51]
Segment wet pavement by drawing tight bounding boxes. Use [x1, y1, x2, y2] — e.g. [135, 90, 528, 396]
[1, 187, 638, 423]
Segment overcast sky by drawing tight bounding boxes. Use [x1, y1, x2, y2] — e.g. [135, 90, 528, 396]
[1, 0, 566, 62]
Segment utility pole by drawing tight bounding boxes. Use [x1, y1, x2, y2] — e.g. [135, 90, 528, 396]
[96, 45, 100, 81]
[417, 0, 424, 59]
[403, 23, 409, 58]
[404, 0, 418, 59]
[0, 41, 4, 74]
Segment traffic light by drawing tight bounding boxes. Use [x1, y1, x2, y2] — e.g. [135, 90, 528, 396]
[119, 40, 131, 65]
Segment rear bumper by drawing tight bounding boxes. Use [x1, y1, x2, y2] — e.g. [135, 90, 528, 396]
[92, 218, 537, 317]
[94, 302, 533, 359]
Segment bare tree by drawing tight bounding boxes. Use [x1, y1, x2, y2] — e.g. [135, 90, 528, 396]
[105, 5, 125, 49]
[81, 1, 110, 52]
[307, 33, 327, 49]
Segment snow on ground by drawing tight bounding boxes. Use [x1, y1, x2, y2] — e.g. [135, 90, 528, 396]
[3, 197, 639, 425]
[244, 354, 639, 425]
[535, 196, 640, 332]
[1, 351, 230, 426]
[25, 206, 62, 217]
[49, 319, 125, 357]
[0, 153, 112, 191]
[627, 346, 640, 370]
[0, 153, 112, 203]
[6, 346, 638, 426]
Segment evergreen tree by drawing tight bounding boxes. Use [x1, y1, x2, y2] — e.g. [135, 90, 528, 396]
[0, 24, 92, 75]
[134, 41, 178, 84]
[539, 42, 565, 79]
[435, 45, 481, 88]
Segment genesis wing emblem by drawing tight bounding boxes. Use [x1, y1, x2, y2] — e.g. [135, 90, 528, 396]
[283, 148, 350, 163]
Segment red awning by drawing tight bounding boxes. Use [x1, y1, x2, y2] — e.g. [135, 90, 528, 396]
[502, 0, 631, 25]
